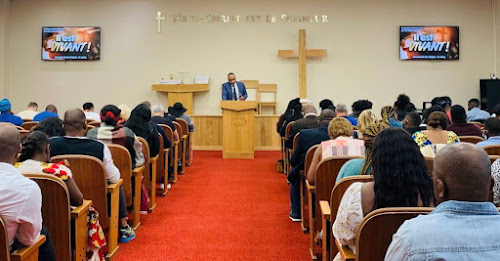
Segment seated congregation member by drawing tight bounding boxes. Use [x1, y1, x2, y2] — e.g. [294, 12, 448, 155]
[403, 112, 426, 135]
[385, 143, 500, 260]
[277, 98, 303, 137]
[117, 104, 131, 124]
[446, 105, 483, 137]
[287, 109, 334, 222]
[477, 117, 500, 148]
[319, 99, 335, 111]
[33, 105, 58, 122]
[34, 117, 65, 137]
[0, 99, 23, 126]
[490, 159, 500, 205]
[17, 102, 39, 120]
[16, 131, 84, 206]
[307, 117, 365, 185]
[336, 123, 388, 183]
[467, 98, 490, 122]
[413, 111, 459, 147]
[333, 128, 434, 260]
[86, 105, 145, 169]
[285, 104, 319, 149]
[168, 102, 194, 132]
[125, 104, 162, 157]
[381, 105, 403, 128]
[0, 123, 56, 261]
[393, 94, 411, 121]
[83, 102, 101, 123]
[355, 109, 378, 139]
[335, 104, 357, 126]
[151, 104, 180, 141]
[493, 104, 500, 119]
[50, 109, 136, 242]
[347, 99, 372, 119]
[421, 104, 446, 125]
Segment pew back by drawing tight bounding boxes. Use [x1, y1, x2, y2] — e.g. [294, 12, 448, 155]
[23, 174, 71, 261]
[50, 155, 109, 228]
[0, 216, 9, 261]
[458, 136, 484, 144]
[356, 207, 434, 261]
[484, 145, 500, 155]
[107, 144, 133, 207]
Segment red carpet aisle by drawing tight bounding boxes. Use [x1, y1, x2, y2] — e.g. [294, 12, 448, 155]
[115, 151, 310, 261]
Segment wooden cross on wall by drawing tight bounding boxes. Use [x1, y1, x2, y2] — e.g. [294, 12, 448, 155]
[278, 29, 327, 98]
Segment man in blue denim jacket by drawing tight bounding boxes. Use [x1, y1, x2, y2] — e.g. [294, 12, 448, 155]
[385, 143, 500, 260]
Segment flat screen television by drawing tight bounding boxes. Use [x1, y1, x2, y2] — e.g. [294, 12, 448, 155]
[42, 27, 101, 61]
[400, 26, 459, 60]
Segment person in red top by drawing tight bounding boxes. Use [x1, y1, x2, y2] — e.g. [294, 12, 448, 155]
[446, 105, 483, 137]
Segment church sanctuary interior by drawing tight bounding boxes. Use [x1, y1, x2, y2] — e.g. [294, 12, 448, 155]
[3, 0, 500, 260]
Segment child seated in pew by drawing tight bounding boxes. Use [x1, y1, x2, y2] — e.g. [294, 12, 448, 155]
[332, 128, 434, 260]
[16, 131, 84, 206]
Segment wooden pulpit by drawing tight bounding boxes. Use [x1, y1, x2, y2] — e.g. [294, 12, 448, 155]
[220, 101, 257, 159]
[152, 84, 209, 114]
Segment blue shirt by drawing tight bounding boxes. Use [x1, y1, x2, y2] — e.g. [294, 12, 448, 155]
[336, 158, 365, 183]
[342, 116, 358, 126]
[467, 107, 490, 122]
[385, 200, 500, 260]
[0, 112, 23, 126]
[33, 111, 58, 122]
[388, 118, 403, 128]
[477, 136, 500, 148]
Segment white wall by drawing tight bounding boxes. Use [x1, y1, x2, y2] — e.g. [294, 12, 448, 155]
[3, 0, 496, 115]
[0, 0, 9, 98]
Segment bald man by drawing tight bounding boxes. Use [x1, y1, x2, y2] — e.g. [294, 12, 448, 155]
[385, 143, 500, 260]
[0, 123, 46, 253]
[285, 104, 319, 149]
[49, 109, 136, 243]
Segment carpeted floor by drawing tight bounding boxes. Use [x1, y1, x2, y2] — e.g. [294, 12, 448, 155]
[114, 151, 310, 261]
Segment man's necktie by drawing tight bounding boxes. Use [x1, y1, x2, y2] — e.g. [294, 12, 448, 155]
[232, 85, 237, 100]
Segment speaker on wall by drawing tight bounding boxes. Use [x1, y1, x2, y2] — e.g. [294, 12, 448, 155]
[480, 79, 500, 112]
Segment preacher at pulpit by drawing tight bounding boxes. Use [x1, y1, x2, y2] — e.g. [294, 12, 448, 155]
[222, 72, 248, 101]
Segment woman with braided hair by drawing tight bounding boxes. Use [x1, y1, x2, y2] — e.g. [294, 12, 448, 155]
[381, 105, 403, 128]
[336, 122, 389, 183]
[15, 130, 84, 206]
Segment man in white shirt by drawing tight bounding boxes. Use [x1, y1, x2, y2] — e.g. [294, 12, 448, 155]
[17, 102, 39, 120]
[0, 123, 56, 260]
[83, 102, 101, 122]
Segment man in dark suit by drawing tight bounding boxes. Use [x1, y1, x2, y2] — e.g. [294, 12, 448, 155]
[287, 109, 334, 221]
[285, 104, 319, 149]
[221, 72, 248, 101]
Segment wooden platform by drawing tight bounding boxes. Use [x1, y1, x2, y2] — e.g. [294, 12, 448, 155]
[191, 115, 280, 151]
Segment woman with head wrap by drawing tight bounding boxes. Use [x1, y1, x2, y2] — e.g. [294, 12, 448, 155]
[381, 105, 403, 128]
[336, 122, 389, 182]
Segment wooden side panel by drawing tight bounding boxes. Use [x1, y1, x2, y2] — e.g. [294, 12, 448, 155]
[255, 116, 281, 150]
[168, 93, 194, 115]
[191, 116, 223, 150]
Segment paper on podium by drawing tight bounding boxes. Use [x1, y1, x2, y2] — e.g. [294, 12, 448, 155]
[195, 75, 210, 84]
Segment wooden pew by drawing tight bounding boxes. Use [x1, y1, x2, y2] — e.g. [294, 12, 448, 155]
[301, 144, 320, 233]
[1, 216, 46, 261]
[18, 130, 29, 138]
[173, 121, 187, 174]
[292, 133, 300, 154]
[458, 136, 484, 144]
[176, 118, 192, 167]
[137, 137, 157, 212]
[320, 176, 373, 261]
[309, 155, 362, 260]
[354, 207, 433, 261]
[156, 133, 167, 195]
[484, 145, 500, 155]
[107, 144, 144, 230]
[21, 121, 38, 131]
[24, 174, 91, 261]
[283, 123, 293, 173]
[159, 124, 178, 184]
[87, 121, 101, 127]
[50, 155, 122, 260]
[425, 157, 434, 176]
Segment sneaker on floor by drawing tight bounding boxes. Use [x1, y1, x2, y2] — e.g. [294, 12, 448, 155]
[289, 215, 301, 222]
[167, 183, 172, 190]
[119, 224, 136, 243]
[160, 183, 165, 190]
